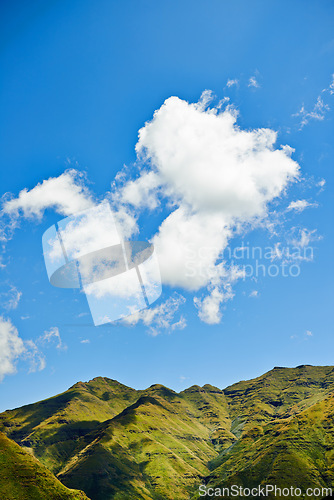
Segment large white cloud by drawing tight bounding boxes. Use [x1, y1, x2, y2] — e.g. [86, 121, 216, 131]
[116, 92, 300, 322]
[134, 94, 298, 219]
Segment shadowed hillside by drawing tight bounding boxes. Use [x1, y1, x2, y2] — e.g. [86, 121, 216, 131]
[0, 432, 89, 500]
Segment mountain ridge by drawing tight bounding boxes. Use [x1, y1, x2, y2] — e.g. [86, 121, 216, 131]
[1, 365, 334, 499]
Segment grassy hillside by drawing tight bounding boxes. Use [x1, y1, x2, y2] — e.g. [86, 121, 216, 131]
[58, 390, 220, 500]
[0, 377, 139, 473]
[201, 393, 334, 499]
[0, 432, 89, 500]
[1, 365, 334, 499]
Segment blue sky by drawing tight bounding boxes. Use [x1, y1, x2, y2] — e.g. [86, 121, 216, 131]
[0, 0, 333, 411]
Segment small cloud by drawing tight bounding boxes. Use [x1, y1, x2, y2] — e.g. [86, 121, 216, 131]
[291, 228, 320, 249]
[39, 327, 66, 350]
[305, 330, 313, 337]
[248, 76, 260, 88]
[76, 312, 89, 318]
[249, 290, 259, 298]
[122, 293, 186, 336]
[171, 316, 187, 330]
[20, 315, 30, 320]
[226, 79, 239, 88]
[322, 73, 334, 95]
[287, 199, 317, 212]
[270, 242, 283, 261]
[80, 339, 90, 344]
[0, 285, 22, 311]
[317, 178, 326, 190]
[293, 96, 330, 129]
[329, 74, 334, 95]
[24, 340, 46, 373]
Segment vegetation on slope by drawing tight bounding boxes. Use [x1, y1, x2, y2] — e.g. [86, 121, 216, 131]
[0, 432, 89, 500]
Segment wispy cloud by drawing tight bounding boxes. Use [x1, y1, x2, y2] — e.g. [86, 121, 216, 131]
[248, 76, 260, 88]
[287, 199, 317, 212]
[39, 327, 66, 350]
[293, 96, 329, 129]
[290, 228, 320, 249]
[322, 73, 334, 95]
[24, 340, 46, 373]
[329, 74, 334, 95]
[226, 78, 239, 88]
[0, 285, 22, 310]
[122, 293, 186, 336]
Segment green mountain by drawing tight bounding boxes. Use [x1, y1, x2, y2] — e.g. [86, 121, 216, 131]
[1, 365, 334, 499]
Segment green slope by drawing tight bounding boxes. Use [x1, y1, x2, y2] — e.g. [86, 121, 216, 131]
[57, 391, 220, 500]
[223, 365, 334, 434]
[0, 432, 89, 500]
[200, 393, 334, 499]
[0, 377, 139, 473]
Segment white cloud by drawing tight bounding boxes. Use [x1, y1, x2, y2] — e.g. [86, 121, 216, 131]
[287, 199, 317, 212]
[39, 327, 66, 350]
[0, 317, 49, 380]
[0, 316, 25, 381]
[291, 228, 319, 248]
[322, 74, 334, 95]
[248, 76, 260, 88]
[226, 79, 239, 88]
[194, 287, 225, 325]
[116, 92, 299, 322]
[135, 95, 298, 220]
[249, 290, 259, 298]
[329, 74, 334, 95]
[193, 265, 243, 324]
[122, 293, 186, 335]
[77, 312, 89, 318]
[80, 339, 90, 344]
[0, 285, 22, 310]
[306, 330, 313, 337]
[0, 318, 68, 381]
[117, 171, 161, 210]
[2, 169, 94, 220]
[24, 340, 46, 373]
[293, 96, 330, 129]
